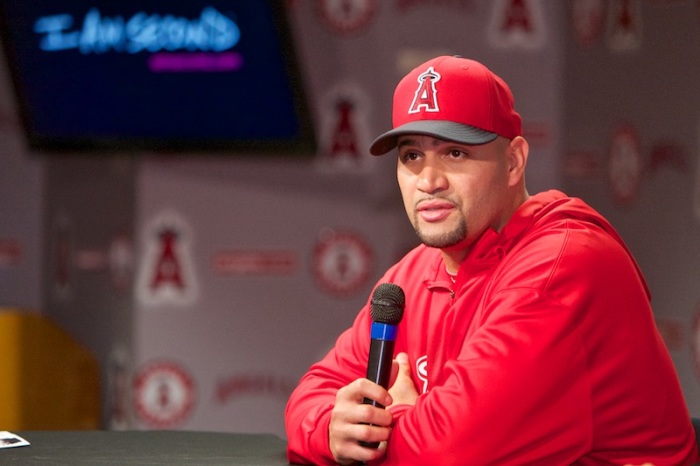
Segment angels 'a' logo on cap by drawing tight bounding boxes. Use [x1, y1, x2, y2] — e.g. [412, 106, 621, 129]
[409, 66, 441, 114]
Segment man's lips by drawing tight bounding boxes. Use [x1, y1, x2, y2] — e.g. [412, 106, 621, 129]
[416, 200, 455, 222]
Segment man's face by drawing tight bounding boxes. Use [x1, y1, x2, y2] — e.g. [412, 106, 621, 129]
[396, 134, 513, 253]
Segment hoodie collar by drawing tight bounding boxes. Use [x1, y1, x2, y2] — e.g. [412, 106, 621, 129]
[423, 190, 569, 288]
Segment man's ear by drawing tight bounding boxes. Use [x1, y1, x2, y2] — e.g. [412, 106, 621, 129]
[507, 136, 529, 187]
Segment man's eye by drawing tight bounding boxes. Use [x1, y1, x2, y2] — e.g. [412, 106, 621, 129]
[448, 149, 465, 158]
[401, 152, 420, 162]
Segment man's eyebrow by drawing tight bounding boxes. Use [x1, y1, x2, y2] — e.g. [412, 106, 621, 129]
[397, 138, 419, 148]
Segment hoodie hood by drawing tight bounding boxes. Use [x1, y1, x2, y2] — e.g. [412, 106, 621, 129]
[495, 190, 651, 299]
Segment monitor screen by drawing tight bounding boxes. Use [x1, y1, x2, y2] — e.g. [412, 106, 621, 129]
[0, 0, 315, 153]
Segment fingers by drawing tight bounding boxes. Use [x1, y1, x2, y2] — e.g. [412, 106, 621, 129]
[330, 421, 390, 464]
[329, 378, 394, 464]
[346, 377, 393, 407]
[334, 378, 393, 427]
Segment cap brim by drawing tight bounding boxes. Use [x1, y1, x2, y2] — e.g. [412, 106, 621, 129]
[369, 121, 497, 155]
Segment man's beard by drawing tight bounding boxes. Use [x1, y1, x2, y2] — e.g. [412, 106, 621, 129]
[413, 215, 467, 249]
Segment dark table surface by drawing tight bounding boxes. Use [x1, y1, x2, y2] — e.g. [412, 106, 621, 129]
[1, 430, 289, 465]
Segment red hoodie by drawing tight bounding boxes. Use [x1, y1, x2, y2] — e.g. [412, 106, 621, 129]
[285, 190, 698, 465]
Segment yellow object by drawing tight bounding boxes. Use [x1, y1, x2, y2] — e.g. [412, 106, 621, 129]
[0, 310, 100, 430]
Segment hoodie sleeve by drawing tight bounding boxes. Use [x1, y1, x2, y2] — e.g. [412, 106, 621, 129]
[285, 308, 373, 465]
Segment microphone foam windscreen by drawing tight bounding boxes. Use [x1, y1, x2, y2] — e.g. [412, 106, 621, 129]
[370, 283, 405, 325]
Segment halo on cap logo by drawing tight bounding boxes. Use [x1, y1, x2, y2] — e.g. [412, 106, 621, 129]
[409, 66, 441, 114]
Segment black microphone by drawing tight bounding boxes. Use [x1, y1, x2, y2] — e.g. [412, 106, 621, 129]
[360, 282, 405, 449]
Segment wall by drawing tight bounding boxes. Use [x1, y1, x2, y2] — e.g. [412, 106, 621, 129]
[42, 156, 136, 428]
[0, 34, 43, 311]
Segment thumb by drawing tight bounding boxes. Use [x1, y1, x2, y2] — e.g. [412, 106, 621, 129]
[395, 352, 409, 370]
[395, 352, 411, 379]
[388, 352, 419, 406]
[389, 352, 409, 388]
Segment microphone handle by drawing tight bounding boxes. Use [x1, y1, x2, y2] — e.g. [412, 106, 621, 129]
[360, 337, 395, 449]
[364, 338, 396, 405]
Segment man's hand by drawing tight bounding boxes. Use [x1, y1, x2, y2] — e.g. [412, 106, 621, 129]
[329, 378, 394, 465]
[388, 352, 419, 407]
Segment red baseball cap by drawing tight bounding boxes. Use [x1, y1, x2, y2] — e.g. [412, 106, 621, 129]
[369, 56, 522, 155]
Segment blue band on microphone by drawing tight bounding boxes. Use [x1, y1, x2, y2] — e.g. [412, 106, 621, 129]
[371, 322, 397, 341]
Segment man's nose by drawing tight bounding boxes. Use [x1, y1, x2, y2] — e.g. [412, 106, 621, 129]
[416, 162, 448, 194]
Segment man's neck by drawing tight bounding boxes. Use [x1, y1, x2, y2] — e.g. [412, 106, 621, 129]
[441, 249, 467, 276]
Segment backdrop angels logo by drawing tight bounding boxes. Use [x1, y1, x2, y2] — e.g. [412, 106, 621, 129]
[312, 228, 374, 297]
[136, 210, 199, 306]
[316, 0, 377, 34]
[0, 237, 21, 268]
[570, 0, 605, 47]
[608, 123, 643, 206]
[488, 0, 546, 50]
[133, 360, 196, 429]
[606, 0, 642, 52]
[316, 82, 372, 173]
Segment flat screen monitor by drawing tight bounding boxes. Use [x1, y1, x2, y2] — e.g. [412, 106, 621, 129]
[0, 0, 316, 153]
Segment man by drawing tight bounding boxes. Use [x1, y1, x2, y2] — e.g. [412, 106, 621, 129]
[285, 56, 698, 465]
